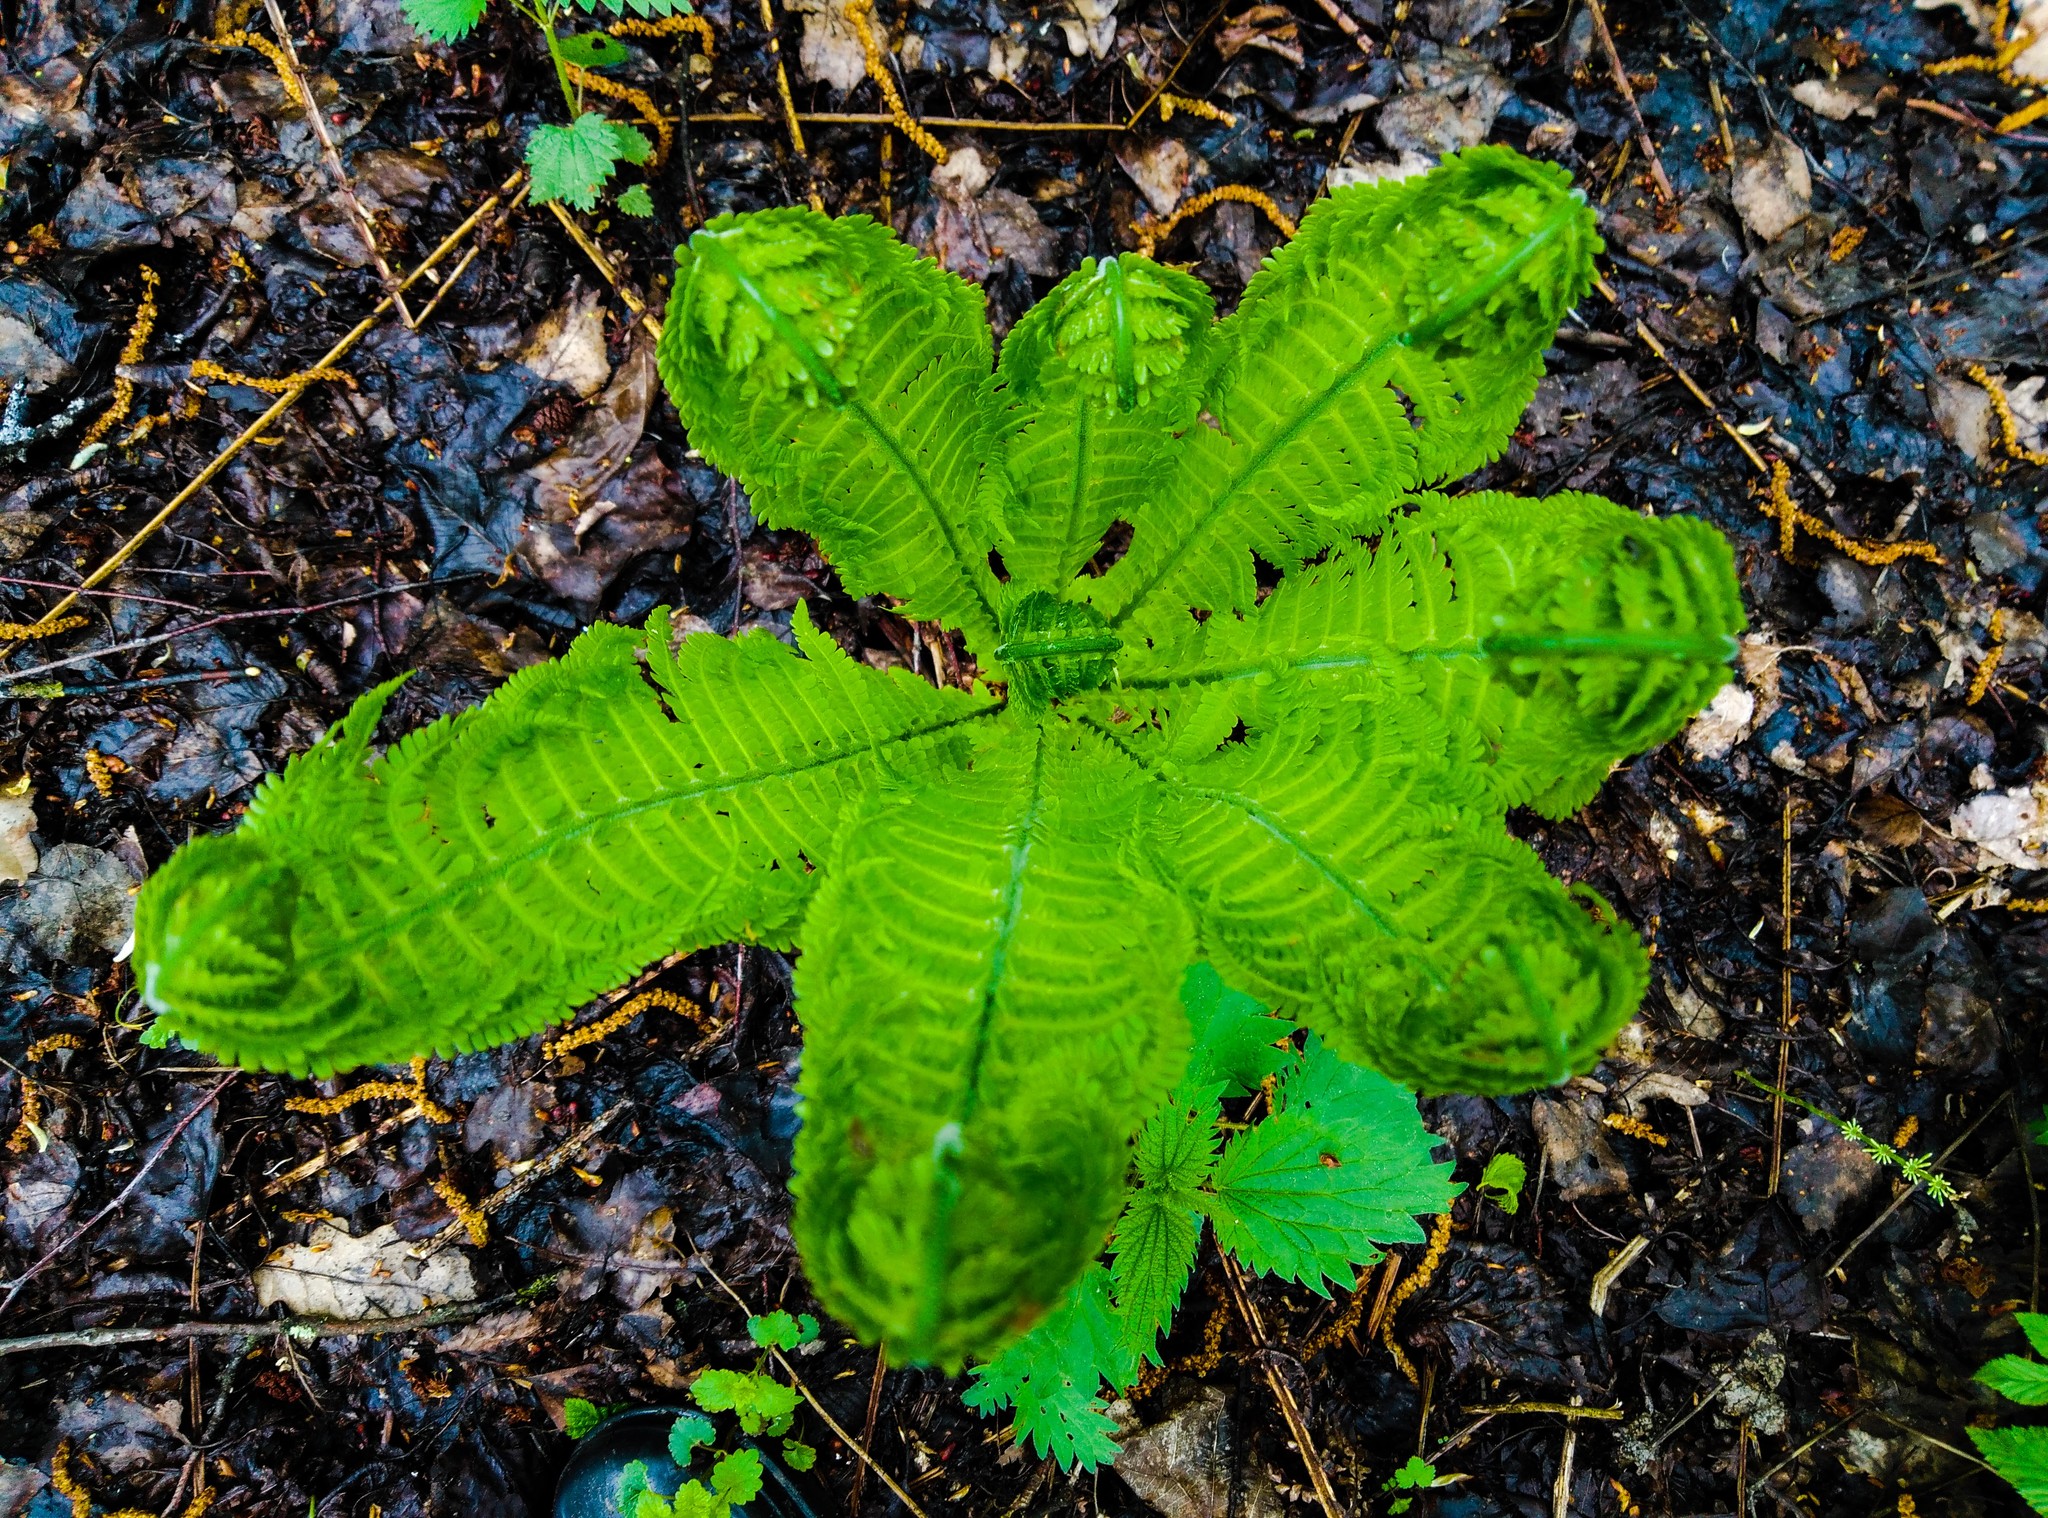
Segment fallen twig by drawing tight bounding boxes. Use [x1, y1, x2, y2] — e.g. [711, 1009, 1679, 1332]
[0, 1288, 536, 1360]
[1220, 1252, 1348, 1518]
[1584, 0, 1674, 202]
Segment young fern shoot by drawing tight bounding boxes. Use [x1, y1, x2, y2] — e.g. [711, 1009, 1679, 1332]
[402, 0, 678, 210]
[134, 148, 1746, 1372]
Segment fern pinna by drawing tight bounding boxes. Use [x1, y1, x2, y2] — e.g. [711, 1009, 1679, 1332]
[134, 147, 1744, 1371]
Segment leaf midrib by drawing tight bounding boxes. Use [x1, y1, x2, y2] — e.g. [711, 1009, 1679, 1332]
[311, 699, 1002, 971]
[1104, 200, 1578, 634]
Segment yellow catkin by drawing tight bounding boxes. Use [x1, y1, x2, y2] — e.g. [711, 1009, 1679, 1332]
[844, 0, 948, 164]
[1158, 91, 1237, 127]
[1898, 1494, 1919, 1518]
[545, 988, 711, 1059]
[1611, 1480, 1641, 1518]
[0, 614, 87, 640]
[1761, 460, 1943, 567]
[1967, 364, 2048, 466]
[1999, 95, 2048, 132]
[1381, 1212, 1452, 1385]
[1603, 1112, 1669, 1147]
[26, 1033, 82, 1061]
[1969, 608, 2007, 706]
[84, 749, 114, 798]
[6, 1079, 42, 1154]
[433, 1154, 490, 1245]
[1136, 186, 1298, 260]
[2005, 896, 2048, 912]
[215, 30, 307, 108]
[81, 268, 159, 448]
[564, 65, 672, 168]
[607, 11, 715, 52]
[1892, 1115, 1921, 1149]
[1828, 225, 1867, 262]
[287, 1055, 453, 1123]
[1297, 1268, 1370, 1357]
[190, 358, 355, 394]
[1180, 1301, 1231, 1377]
[50, 1444, 94, 1518]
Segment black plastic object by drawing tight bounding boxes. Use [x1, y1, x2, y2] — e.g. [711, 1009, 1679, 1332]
[554, 1407, 820, 1518]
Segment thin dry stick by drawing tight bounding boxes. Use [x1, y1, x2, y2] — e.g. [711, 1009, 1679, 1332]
[1768, 798, 1796, 1197]
[257, 0, 414, 327]
[691, 1253, 931, 1518]
[1304, 0, 1373, 55]
[1, 1075, 236, 1315]
[1220, 1253, 1348, 1518]
[848, 1341, 888, 1516]
[1583, 0, 1674, 202]
[682, 109, 1126, 130]
[754, 0, 819, 208]
[418, 1103, 634, 1255]
[1463, 1402, 1624, 1420]
[1588, 1234, 1650, 1318]
[1593, 277, 1769, 473]
[545, 200, 664, 342]
[408, 183, 531, 328]
[0, 1289, 532, 1359]
[1551, 1401, 1580, 1518]
[1125, 0, 1234, 130]
[223, 1103, 430, 1217]
[6, 173, 523, 643]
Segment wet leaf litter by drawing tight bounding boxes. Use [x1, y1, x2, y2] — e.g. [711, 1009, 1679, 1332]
[0, 0, 2044, 1514]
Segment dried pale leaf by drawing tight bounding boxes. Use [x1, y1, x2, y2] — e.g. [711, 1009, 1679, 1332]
[0, 790, 37, 885]
[253, 1222, 477, 1318]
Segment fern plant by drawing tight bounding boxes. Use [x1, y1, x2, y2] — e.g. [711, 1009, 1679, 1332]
[403, 0, 678, 212]
[1975, 1312, 2048, 1513]
[965, 966, 1457, 1469]
[133, 147, 1745, 1371]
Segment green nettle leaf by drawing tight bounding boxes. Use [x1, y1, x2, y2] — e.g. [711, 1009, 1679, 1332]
[1110, 1091, 1220, 1360]
[963, 1264, 1134, 1469]
[402, 0, 487, 42]
[528, 113, 653, 211]
[616, 183, 657, 218]
[134, 149, 1744, 1373]
[572, 0, 686, 15]
[1973, 1426, 2048, 1515]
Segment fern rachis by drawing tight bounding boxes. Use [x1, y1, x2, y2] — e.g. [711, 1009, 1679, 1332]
[134, 147, 1745, 1371]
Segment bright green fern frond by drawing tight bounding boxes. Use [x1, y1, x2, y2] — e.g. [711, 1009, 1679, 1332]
[1096, 696, 1648, 1094]
[1404, 491, 1745, 815]
[1973, 1427, 2048, 1514]
[1117, 491, 1742, 817]
[790, 717, 1193, 1369]
[658, 208, 1007, 658]
[135, 605, 993, 1075]
[1091, 147, 1600, 643]
[993, 255, 1218, 592]
[1110, 1089, 1218, 1362]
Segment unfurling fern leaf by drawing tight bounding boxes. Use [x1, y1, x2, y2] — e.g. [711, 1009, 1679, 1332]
[135, 147, 1744, 1371]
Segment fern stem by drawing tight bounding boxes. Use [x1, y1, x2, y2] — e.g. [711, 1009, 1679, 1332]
[916, 722, 1052, 1348]
[844, 395, 1004, 639]
[1105, 194, 1587, 635]
[993, 631, 1122, 662]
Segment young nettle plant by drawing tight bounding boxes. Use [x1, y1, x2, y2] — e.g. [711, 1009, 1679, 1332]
[134, 148, 1745, 1370]
[967, 967, 1459, 1467]
[403, 0, 678, 212]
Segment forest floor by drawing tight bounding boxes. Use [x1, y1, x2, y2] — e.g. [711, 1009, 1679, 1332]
[1, 0, 2047, 1512]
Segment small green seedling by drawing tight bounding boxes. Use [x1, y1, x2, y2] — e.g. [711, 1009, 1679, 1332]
[1477, 1153, 1527, 1216]
[563, 1395, 629, 1438]
[401, 0, 678, 210]
[1384, 1456, 1451, 1515]
[135, 148, 1744, 1372]
[1972, 1311, 2048, 1512]
[582, 1320, 819, 1516]
[1738, 1074, 1962, 1206]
